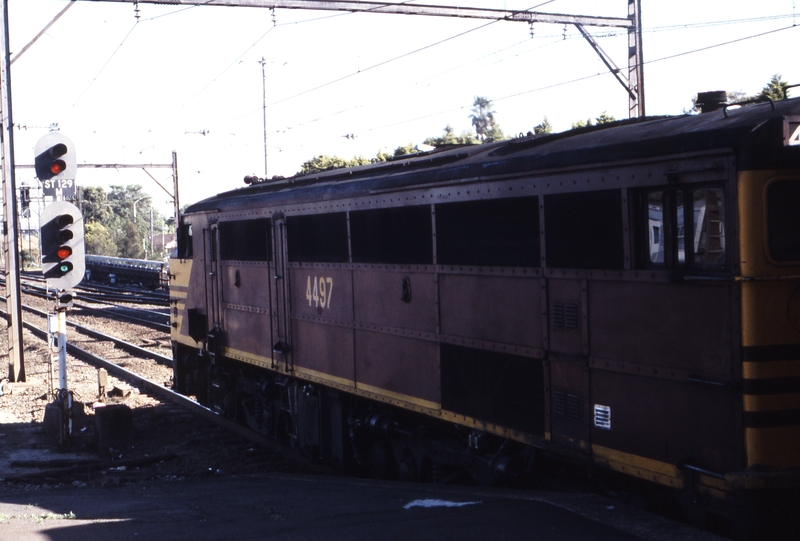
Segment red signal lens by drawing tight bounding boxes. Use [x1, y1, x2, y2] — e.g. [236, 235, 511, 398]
[50, 160, 66, 175]
[56, 246, 72, 259]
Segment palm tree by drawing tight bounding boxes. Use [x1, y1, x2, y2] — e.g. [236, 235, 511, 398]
[470, 96, 495, 142]
[470, 96, 505, 143]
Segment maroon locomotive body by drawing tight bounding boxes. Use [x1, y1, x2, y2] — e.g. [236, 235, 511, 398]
[172, 98, 800, 537]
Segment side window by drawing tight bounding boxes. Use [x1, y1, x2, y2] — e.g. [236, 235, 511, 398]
[287, 213, 349, 263]
[647, 191, 665, 264]
[219, 219, 271, 261]
[544, 189, 624, 270]
[691, 188, 726, 267]
[350, 206, 433, 264]
[640, 186, 726, 270]
[177, 223, 193, 259]
[436, 197, 540, 267]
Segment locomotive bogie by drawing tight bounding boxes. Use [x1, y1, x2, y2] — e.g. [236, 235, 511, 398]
[170, 100, 800, 536]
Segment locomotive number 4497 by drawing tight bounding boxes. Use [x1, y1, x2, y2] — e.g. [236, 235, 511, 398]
[306, 276, 333, 309]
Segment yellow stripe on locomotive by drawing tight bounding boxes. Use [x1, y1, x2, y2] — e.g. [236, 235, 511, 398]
[739, 170, 800, 471]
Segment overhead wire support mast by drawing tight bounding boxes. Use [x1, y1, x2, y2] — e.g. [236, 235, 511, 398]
[0, 0, 25, 382]
[77, 0, 644, 117]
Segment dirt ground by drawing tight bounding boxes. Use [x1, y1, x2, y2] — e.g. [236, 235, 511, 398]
[0, 325, 312, 490]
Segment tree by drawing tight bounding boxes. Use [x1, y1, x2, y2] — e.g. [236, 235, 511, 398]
[571, 118, 594, 129]
[532, 117, 553, 135]
[300, 155, 351, 174]
[107, 185, 152, 259]
[423, 124, 478, 147]
[85, 222, 117, 256]
[118, 218, 144, 259]
[300, 153, 380, 174]
[81, 186, 114, 224]
[296, 98, 508, 176]
[571, 111, 616, 129]
[393, 143, 417, 156]
[470, 96, 505, 143]
[759, 74, 789, 101]
[596, 111, 616, 124]
[80, 184, 160, 259]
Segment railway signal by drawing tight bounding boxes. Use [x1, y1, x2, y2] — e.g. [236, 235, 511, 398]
[40, 201, 85, 290]
[34, 133, 77, 199]
[35, 133, 76, 181]
[40, 201, 84, 447]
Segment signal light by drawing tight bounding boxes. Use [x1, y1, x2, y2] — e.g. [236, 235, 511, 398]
[35, 134, 76, 182]
[57, 290, 74, 309]
[40, 201, 85, 289]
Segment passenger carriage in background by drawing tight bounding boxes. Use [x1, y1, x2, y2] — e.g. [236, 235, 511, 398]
[170, 96, 800, 537]
[85, 255, 168, 289]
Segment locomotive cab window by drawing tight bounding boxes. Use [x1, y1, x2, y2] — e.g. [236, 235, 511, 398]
[766, 178, 800, 262]
[640, 186, 726, 270]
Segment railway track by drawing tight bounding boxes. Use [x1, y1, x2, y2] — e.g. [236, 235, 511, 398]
[6, 275, 171, 331]
[72, 304, 170, 333]
[20, 278, 170, 307]
[18, 308, 279, 452]
[0, 287, 330, 482]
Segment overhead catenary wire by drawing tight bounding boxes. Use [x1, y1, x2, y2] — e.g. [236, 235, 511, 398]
[243, 22, 800, 143]
[257, 0, 559, 110]
[275, 36, 557, 135]
[207, 12, 799, 138]
[64, 23, 139, 118]
[82, 2, 792, 163]
[345, 23, 800, 140]
[151, 1, 557, 148]
[140, 9, 505, 153]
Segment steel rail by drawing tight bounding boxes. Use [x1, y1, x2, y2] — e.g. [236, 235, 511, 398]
[6, 305, 333, 472]
[73, 303, 171, 333]
[15, 282, 169, 309]
[22, 303, 173, 366]
[74, 290, 170, 307]
[15, 280, 170, 330]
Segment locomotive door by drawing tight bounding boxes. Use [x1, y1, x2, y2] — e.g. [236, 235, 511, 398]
[546, 278, 591, 453]
[204, 224, 221, 329]
[204, 223, 223, 355]
[271, 213, 293, 371]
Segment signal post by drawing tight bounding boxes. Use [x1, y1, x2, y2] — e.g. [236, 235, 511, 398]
[37, 134, 84, 446]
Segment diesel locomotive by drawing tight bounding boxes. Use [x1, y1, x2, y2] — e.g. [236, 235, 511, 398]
[170, 95, 800, 537]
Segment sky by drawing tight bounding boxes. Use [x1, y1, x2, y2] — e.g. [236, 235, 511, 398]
[6, 0, 800, 218]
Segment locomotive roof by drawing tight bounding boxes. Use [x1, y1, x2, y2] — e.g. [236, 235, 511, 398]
[186, 97, 800, 214]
